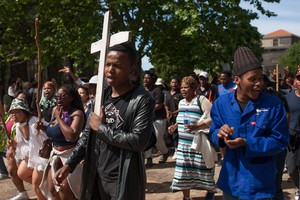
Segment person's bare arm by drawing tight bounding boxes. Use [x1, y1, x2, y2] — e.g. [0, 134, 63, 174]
[58, 66, 79, 81]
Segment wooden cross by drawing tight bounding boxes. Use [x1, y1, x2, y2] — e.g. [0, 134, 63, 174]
[91, 11, 132, 115]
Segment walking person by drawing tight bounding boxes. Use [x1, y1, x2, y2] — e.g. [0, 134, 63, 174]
[143, 71, 169, 167]
[7, 96, 48, 200]
[0, 124, 9, 181]
[210, 47, 289, 199]
[215, 70, 237, 165]
[0, 98, 9, 180]
[53, 44, 155, 199]
[39, 81, 56, 123]
[169, 76, 215, 200]
[0, 83, 7, 174]
[285, 71, 300, 200]
[165, 76, 182, 159]
[38, 86, 86, 200]
[77, 86, 92, 118]
[216, 70, 237, 98]
[0, 150, 9, 180]
[197, 71, 216, 103]
[261, 67, 290, 200]
[4, 112, 29, 200]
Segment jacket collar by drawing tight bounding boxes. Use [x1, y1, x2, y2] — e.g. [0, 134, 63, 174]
[230, 91, 262, 116]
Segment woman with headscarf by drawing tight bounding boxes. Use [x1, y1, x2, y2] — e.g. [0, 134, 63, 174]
[39, 81, 56, 123]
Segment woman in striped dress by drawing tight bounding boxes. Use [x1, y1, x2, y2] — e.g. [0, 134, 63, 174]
[169, 76, 215, 200]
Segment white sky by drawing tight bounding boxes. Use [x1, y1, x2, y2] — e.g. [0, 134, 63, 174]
[142, 0, 300, 70]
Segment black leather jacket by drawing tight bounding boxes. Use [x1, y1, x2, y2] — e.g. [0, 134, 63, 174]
[66, 85, 155, 200]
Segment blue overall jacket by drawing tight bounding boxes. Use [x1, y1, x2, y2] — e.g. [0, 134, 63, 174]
[210, 92, 289, 200]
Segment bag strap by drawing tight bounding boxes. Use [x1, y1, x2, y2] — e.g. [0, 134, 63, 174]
[196, 95, 204, 115]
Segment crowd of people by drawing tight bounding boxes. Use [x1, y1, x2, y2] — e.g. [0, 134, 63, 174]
[0, 44, 299, 200]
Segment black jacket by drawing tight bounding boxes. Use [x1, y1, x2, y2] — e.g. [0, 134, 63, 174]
[66, 85, 155, 200]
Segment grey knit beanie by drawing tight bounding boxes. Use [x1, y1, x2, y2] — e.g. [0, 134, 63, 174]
[233, 47, 262, 76]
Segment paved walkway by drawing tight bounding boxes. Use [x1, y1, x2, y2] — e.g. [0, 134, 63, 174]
[145, 154, 296, 200]
[0, 154, 297, 200]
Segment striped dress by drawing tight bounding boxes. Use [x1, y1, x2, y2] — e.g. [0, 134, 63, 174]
[171, 96, 215, 192]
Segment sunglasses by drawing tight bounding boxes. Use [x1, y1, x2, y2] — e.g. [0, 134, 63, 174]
[55, 94, 66, 100]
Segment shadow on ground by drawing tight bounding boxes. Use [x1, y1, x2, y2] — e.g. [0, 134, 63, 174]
[146, 181, 173, 193]
[146, 161, 176, 170]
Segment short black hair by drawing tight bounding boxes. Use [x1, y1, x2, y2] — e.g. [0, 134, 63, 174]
[189, 72, 199, 84]
[170, 75, 180, 83]
[108, 43, 137, 66]
[144, 70, 157, 83]
[220, 70, 232, 77]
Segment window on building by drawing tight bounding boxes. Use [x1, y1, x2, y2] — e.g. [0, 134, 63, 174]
[273, 38, 278, 46]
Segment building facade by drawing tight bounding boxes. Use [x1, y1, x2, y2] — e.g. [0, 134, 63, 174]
[262, 29, 300, 69]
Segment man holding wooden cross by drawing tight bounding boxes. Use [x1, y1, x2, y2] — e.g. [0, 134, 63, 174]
[54, 12, 155, 199]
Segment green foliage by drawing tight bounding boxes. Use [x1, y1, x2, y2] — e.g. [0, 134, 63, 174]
[279, 42, 300, 73]
[149, 0, 266, 80]
[0, 0, 102, 75]
[0, 0, 279, 80]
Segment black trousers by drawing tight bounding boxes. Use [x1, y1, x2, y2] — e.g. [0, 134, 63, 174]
[91, 173, 117, 200]
[286, 147, 300, 190]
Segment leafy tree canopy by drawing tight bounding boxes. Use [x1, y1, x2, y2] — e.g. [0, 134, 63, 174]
[279, 42, 300, 74]
[0, 0, 280, 81]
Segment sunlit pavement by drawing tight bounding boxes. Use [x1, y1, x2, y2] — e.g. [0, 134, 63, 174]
[0, 153, 296, 200]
